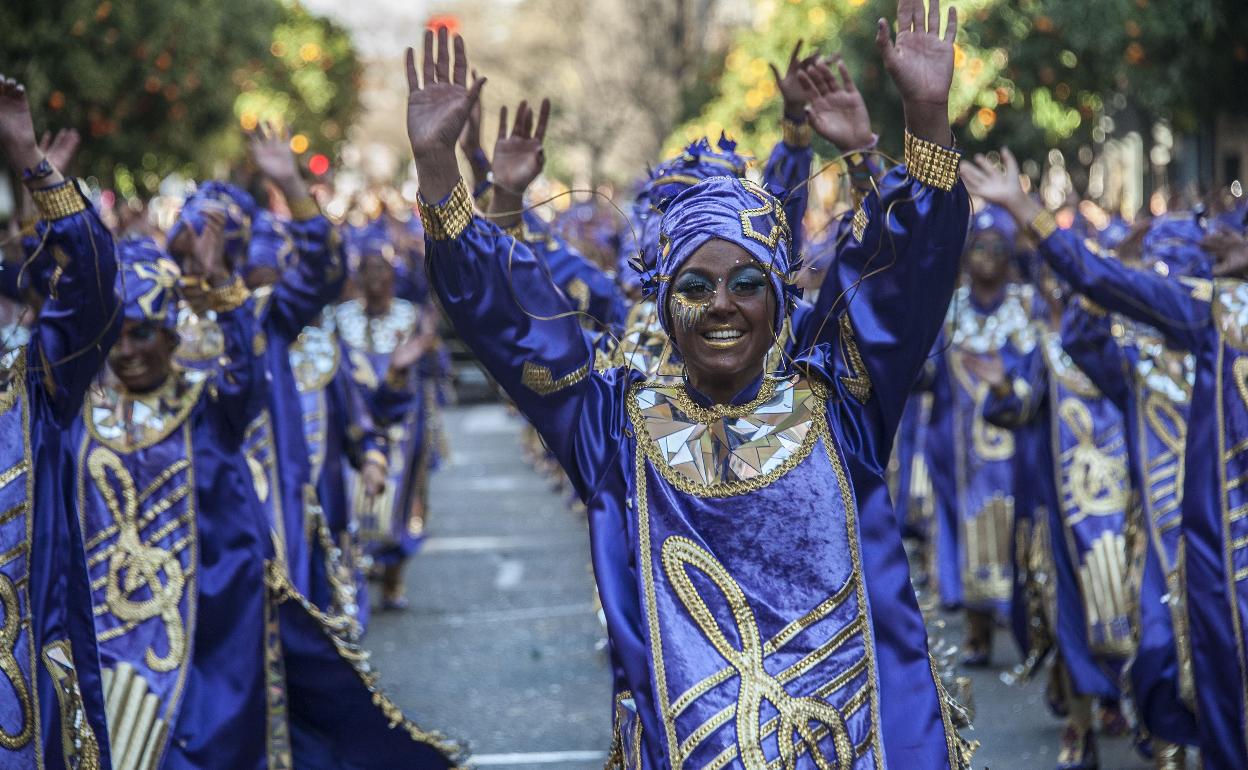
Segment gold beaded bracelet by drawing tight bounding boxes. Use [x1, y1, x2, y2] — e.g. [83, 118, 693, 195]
[207, 276, 250, 313]
[32, 181, 87, 221]
[780, 117, 813, 149]
[288, 196, 321, 222]
[1029, 209, 1058, 241]
[903, 131, 962, 192]
[417, 178, 473, 241]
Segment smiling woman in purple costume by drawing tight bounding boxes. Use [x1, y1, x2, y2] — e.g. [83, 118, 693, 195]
[406, 2, 973, 765]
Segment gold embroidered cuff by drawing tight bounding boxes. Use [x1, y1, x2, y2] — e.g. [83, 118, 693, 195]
[418, 178, 473, 241]
[207, 276, 250, 312]
[781, 117, 812, 149]
[1029, 209, 1058, 241]
[363, 449, 389, 471]
[288, 196, 321, 222]
[32, 181, 87, 221]
[904, 131, 961, 192]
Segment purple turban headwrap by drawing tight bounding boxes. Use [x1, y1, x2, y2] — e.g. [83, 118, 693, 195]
[116, 235, 181, 330]
[646, 175, 796, 336]
[167, 181, 257, 265]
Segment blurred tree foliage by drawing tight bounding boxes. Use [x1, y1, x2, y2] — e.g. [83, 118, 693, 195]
[0, 0, 360, 195]
[672, 0, 1248, 167]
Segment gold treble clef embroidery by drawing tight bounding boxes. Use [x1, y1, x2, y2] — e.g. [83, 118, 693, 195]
[89, 447, 186, 673]
[0, 574, 33, 749]
[1058, 398, 1127, 518]
[661, 536, 854, 769]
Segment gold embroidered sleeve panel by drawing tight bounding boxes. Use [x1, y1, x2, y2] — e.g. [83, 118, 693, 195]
[520, 360, 590, 397]
[903, 131, 961, 192]
[1029, 209, 1058, 241]
[417, 179, 473, 241]
[837, 314, 873, 403]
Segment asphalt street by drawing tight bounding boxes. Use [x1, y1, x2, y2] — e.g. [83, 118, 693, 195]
[368, 403, 1156, 770]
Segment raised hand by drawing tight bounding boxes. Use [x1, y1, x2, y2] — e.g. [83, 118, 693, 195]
[405, 27, 486, 201]
[960, 150, 1026, 206]
[184, 208, 230, 284]
[388, 328, 434, 372]
[797, 56, 875, 152]
[247, 121, 309, 202]
[492, 99, 550, 195]
[876, 0, 956, 145]
[963, 353, 1009, 394]
[40, 129, 81, 173]
[0, 75, 60, 187]
[769, 41, 819, 120]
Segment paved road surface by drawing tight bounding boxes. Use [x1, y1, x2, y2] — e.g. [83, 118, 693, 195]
[369, 403, 1154, 769]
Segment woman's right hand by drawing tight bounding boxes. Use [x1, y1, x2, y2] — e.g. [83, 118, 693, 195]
[405, 27, 486, 201]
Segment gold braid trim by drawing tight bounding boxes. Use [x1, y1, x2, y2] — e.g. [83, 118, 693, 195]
[520, 360, 590, 396]
[851, 204, 869, 243]
[417, 178, 473, 241]
[32, 181, 87, 220]
[207, 276, 250, 313]
[1029, 209, 1058, 241]
[287, 196, 321, 222]
[781, 117, 813, 149]
[264, 562, 469, 766]
[903, 131, 961, 192]
[501, 220, 534, 242]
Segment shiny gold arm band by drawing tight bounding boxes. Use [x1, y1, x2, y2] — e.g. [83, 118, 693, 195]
[1029, 209, 1058, 241]
[781, 117, 813, 149]
[904, 131, 962, 192]
[32, 181, 87, 220]
[288, 196, 321, 222]
[418, 178, 473, 241]
[207, 276, 250, 313]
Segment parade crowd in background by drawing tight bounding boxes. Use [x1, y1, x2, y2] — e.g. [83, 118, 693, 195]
[2, 2, 1248, 769]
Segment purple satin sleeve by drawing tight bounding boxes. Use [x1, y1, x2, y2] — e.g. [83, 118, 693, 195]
[426, 213, 625, 499]
[763, 139, 813, 255]
[267, 214, 346, 341]
[982, 344, 1047, 428]
[815, 166, 970, 466]
[1038, 229, 1208, 351]
[30, 189, 121, 423]
[210, 300, 264, 446]
[1060, 302, 1131, 408]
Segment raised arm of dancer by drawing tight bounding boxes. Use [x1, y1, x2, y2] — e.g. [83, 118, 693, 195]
[0, 75, 120, 423]
[407, 29, 620, 499]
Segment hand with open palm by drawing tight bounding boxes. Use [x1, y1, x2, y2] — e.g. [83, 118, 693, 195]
[797, 56, 875, 152]
[960, 148, 1041, 227]
[876, 0, 957, 145]
[0, 75, 62, 187]
[405, 27, 485, 201]
[488, 99, 551, 228]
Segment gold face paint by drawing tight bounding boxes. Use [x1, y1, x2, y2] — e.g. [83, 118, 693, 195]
[670, 291, 711, 332]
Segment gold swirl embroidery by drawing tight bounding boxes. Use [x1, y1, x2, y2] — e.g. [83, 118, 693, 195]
[0, 574, 33, 749]
[738, 179, 791, 250]
[1235, 357, 1248, 416]
[660, 536, 854, 770]
[347, 349, 379, 390]
[1057, 398, 1128, 519]
[520, 360, 590, 397]
[1143, 392, 1188, 496]
[89, 448, 186, 673]
[950, 351, 1014, 461]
